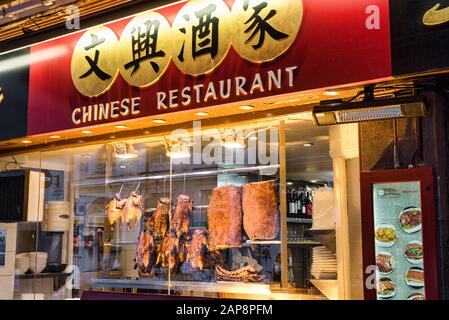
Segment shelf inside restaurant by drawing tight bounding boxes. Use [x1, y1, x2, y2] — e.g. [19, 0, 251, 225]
[90, 278, 272, 295]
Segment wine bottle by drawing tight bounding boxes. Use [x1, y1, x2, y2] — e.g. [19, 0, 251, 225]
[301, 190, 307, 219]
[287, 190, 293, 218]
[296, 189, 302, 219]
[306, 191, 313, 218]
[292, 190, 297, 217]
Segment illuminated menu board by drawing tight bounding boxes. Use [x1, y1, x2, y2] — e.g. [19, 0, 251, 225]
[373, 182, 425, 301]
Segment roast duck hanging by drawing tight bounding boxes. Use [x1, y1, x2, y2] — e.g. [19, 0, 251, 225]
[135, 232, 156, 277]
[123, 191, 144, 230]
[146, 197, 171, 242]
[171, 195, 193, 240]
[135, 195, 196, 275]
[181, 228, 208, 274]
[105, 188, 144, 231]
[105, 193, 126, 231]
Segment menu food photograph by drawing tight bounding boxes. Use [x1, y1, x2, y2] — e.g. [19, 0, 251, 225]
[373, 182, 425, 300]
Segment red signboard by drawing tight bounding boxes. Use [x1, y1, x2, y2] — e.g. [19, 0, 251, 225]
[27, 0, 391, 136]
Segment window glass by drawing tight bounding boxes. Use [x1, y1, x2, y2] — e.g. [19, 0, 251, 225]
[0, 116, 357, 300]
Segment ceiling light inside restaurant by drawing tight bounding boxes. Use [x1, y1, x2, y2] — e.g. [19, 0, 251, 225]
[112, 142, 139, 160]
[303, 143, 314, 147]
[239, 105, 255, 111]
[49, 135, 61, 139]
[42, 0, 55, 6]
[249, 135, 258, 141]
[195, 111, 209, 117]
[164, 137, 191, 159]
[21, 140, 32, 144]
[153, 119, 167, 124]
[221, 130, 246, 149]
[312, 96, 427, 126]
[114, 125, 127, 129]
[81, 130, 93, 134]
[323, 90, 340, 97]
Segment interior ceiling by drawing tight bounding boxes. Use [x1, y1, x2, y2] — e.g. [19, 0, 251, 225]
[0, 0, 141, 42]
[285, 121, 332, 183]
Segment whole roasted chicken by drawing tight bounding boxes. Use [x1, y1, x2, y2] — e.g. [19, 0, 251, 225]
[171, 195, 193, 239]
[147, 197, 170, 242]
[105, 193, 126, 230]
[123, 191, 144, 230]
[182, 228, 208, 274]
[134, 232, 156, 277]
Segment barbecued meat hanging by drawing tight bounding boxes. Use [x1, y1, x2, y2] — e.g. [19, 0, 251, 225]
[242, 180, 280, 240]
[207, 185, 242, 249]
[156, 232, 181, 272]
[147, 197, 170, 242]
[171, 195, 193, 239]
[134, 232, 157, 277]
[182, 229, 208, 273]
[123, 191, 144, 230]
[105, 193, 126, 230]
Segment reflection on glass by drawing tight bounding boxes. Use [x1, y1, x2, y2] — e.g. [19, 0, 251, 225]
[0, 118, 340, 300]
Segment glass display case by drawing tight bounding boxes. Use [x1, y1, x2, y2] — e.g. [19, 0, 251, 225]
[0, 117, 338, 300]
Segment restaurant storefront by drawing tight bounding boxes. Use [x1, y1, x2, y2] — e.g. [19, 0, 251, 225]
[0, 0, 448, 300]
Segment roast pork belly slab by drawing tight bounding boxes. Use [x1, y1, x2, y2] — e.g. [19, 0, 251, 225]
[242, 180, 280, 241]
[207, 185, 243, 250]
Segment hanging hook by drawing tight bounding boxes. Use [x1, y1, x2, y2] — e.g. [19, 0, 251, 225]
[183, 174, 186, 194]
[134, 182, 141, 193]
[118, 184, 124, 196]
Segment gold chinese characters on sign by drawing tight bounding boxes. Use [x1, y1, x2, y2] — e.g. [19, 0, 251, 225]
[71, 0, 303, 97]
[71, 26, 119, 97]
[171, 0, 232, 76]
[231, 0, 302, 63]
[119, 12, 172, 87]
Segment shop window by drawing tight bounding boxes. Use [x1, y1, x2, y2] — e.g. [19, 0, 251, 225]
[0, 117, 365, 300]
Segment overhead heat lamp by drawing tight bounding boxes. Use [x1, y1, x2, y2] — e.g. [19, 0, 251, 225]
[312, 96, 427, 126]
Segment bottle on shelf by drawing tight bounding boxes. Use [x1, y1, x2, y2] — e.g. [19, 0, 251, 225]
[291, 190, 298, 218]
[289, 190, 296, 218]
[295, 190, 302, 219]
[287, 190, 292, 218]
[306, 191, 313, 219]
[301, 190, 307, 219]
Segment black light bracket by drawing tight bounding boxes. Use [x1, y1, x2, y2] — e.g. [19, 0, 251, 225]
[363, 85, 375, 101]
